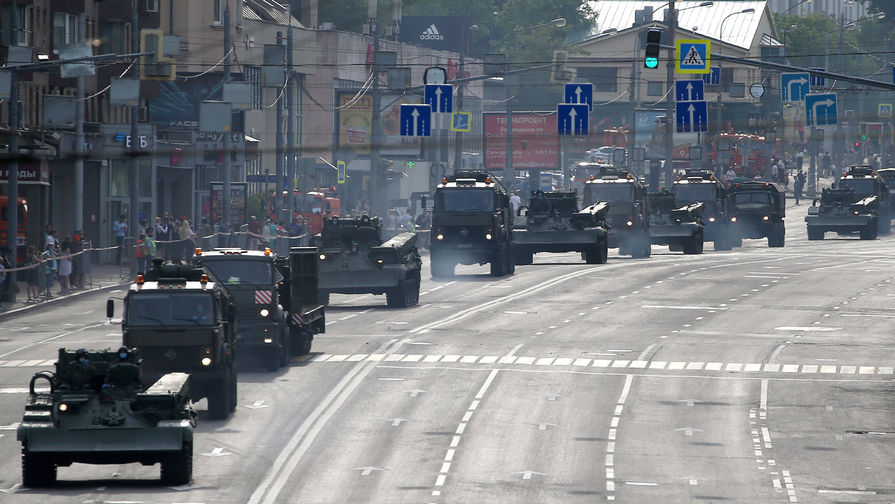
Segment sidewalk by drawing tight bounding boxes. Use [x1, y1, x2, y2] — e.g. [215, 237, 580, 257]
[0, 262, 130, 317]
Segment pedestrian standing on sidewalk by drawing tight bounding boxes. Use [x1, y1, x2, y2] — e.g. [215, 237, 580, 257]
[58, 239, 72, 295]
[41, 243, 57, 299]
[25, 245, 39, 303]
[113, 214, 127, 265]
[794, 170, 806, 205]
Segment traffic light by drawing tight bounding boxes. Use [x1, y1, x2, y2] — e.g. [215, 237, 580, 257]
[644, 29, 662, 69]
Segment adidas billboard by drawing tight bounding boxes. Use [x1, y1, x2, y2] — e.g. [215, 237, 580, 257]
[399, 16, 462, 51]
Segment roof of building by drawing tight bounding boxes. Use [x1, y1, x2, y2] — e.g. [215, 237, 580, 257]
[243, 0, 304, 29]
[575, 1, 774, 49]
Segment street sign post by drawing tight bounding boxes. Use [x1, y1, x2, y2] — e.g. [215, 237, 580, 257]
[424, 84, 453, 113]
[676, 39, 710, 74]
[399, 104, 432, 137]
[879, 103, 892, 118]
[557, 104, 589, 136]
[337, 161, 346, 184]
[675, 100, 708, 133]
[805, 93, 837, 126]
[781, 73, 810, 102]
[675, 80, 704, 102]
[450, 111, 471, 132]
[564, 83, 593, 111]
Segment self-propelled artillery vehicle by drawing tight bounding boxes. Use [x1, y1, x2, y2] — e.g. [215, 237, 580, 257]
[806, 187, 881, 240]
[647, 189, 705, 254]
[317, 215, 421, 307]
[837, 165, 890, 234]
[17, 348, 194, 487]
[513, 190, 609, 264]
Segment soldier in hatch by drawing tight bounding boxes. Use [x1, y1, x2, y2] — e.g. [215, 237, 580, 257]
[62, 348, 98, 389]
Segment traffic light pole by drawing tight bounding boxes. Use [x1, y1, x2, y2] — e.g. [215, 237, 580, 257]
[7, 68, 19, 297]
[129, 0, 139, 274]
[222, 5, 232, 229]
[664, 0, 677, 189]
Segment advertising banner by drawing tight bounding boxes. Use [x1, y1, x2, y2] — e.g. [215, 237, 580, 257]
[399, 16, 463, 52]
[484, 113, 559, 170]
[210, 182, 247, 226]
[336, 91, 422, 157]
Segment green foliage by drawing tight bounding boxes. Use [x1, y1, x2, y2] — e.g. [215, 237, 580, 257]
[247, 192, 268, 220]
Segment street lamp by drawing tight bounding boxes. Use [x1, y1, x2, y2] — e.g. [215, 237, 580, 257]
[715, 8, 756, 173]
[720, 8, 755, 40]
[514, 17, 566, 31]
[778, 0, 812, 18]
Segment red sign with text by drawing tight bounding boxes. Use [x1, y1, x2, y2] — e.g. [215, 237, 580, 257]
[484, 113, 559, 170]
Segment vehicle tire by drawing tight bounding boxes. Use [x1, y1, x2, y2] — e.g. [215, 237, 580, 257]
[292, 328, 313, 356]
[599, 240, 609, 263]
[208, 375, 232, 420]
[683, 232, 704, 255]
[669, 243, 684, 252]
[278, 328, 289, 368]
[490, 242, 508, 277]
[877, 211, 890, 235]
[160, 443, 192, 486]
[769, 223, 785, 248]
[229, 365, 238, 412]
[318, 291, 330, 306]
[807, 227, 824, 240]
[22, 448, 56, 487]
[264, 346, 280, 372]
[387, 280, 409, 308]
[514, 250, 533, 265]
[860, 224, 877, 240]
[585, 244, 600, 264]
[430, 255, 454, 278]
[505, 247, 515, 275]
[730, 227, 743, 248]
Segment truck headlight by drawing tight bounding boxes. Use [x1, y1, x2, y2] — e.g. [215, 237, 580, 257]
[730, 216, 737, 223]
[626, 220, 634, 227]
[263, 337, 273, 344]
[59, 403, 69, 412]
[762, 215, 769, 221]
[319, 253, 326, 261]
[201, 357, 213, 366]
[436, 233, 444, 240]
[708, 216, 716, 223]
[485, 233, 493, 240]
[260, 308, 270, 317]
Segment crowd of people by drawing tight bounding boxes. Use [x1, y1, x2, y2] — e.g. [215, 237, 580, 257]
[18, 227, 92, 304]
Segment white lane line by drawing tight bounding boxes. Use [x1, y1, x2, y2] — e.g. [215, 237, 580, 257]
[0, 321, 108, 359]
[504, 344, 524, 358]
[640, 305, 728, 311]
[775, 326, 841, 332]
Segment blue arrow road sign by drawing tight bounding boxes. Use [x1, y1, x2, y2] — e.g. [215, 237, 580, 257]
[781, 73, 810, 102]
[557, 104, 589, 136]
[676, 101, 708, 133]
[805, 93, 837, 126]
[702, 67, 720, 85]
[564, 83, 593, 111]
[424, 84, 453, 113]
[675, 80, 704, 102]
[399, 104, 432, 137]
[810, 68, 825, 87]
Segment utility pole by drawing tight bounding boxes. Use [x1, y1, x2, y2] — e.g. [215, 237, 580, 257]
[75, 13, 86, 234]
[664, 0, 677, 188]
[275, 32, 285, 223]
[223, 4, 232, 227]
[7, 68, 19, 299]
[369, 0, 382, 217]
[129, 0, 140, 274]
[454, 21, 466, 173]
[503, 80, 513, 192]
[286, 0, 296, 217]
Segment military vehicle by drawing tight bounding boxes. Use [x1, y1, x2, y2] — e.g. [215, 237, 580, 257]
[805, 187, 881, 240]
[581, 166, 652, 258]
[111, 261, 237, 419]
[875, 167, 895, 216]
[672, 169, 738, 250]
[17, 348, 194, 486]
[194, 247, 325, 371]
[317, 215, 421, 307]
[430, 171, 516, 277]
[647, 190, 705, 254]
[838, 165, 891, 234]
[726, 181, 786, 247]
[513, 190, 610, 264]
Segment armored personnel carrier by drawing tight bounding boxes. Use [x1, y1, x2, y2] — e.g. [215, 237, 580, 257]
[838, 165, 890, 234]
[672, 169, 738, 250]
[430, 171, 516, 277]
[726, 181, 786, 247]
[806, 187, 880, 240]
[647, 190, 705, 254]
[111, 261, 238, 419]
[17, 348, 194, 487]
[317, 215, 421, 307]
[582, 166, 652, 258]
[513, 190, 609, 264]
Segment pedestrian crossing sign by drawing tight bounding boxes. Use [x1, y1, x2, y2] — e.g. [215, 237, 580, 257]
[879, 103, 892, 118]
[676, 39, 710, 74]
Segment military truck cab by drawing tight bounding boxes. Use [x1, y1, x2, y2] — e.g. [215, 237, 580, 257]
[514, 190, 610, 264]
[18, 348, 194, 486]
[726, 181, 786, 247]
[430, 171, 515, 277]
[317, 215, 421, 307]
[672, 169, 737, 250]
[838, 166, 891, 234]
[195, 247, 325, 371]
[113, 261, 237, 420]
[582, 166, 651, 258]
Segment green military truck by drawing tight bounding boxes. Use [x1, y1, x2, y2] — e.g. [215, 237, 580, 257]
[582, 166, 652, 258]
[18, 348, 194, 486]
[726, 181, 786, 247]
[672, 169, 738, 250]
[110, 261, 238, 419]
[647, 190, 705, 254]
[806, 187, 881, 240]
[195, 247, 325, 371]
[513, 190, 610, 264]
[317, 215, 421, 307]
[430, 171, 516, 277]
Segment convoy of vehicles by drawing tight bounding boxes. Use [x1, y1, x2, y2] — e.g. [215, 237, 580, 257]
[430, 171, 516, 277]
[582, 166, 652, 258]
[18, 348, 194, 486]
[317, 215, 422, 307]
[513, 190, 610, 265]
[672, 170, 738, 250]
[268, 189, 342, 235]
[726, 181, 786, 247]
[647, 190, 705, 254]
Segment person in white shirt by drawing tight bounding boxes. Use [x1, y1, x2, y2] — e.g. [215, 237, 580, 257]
[510, 192, 522, 214]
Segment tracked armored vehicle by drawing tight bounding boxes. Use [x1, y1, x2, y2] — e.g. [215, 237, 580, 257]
[317, 215, 421, 307]
[112, 262, 237, 419]
[647, 190, 705, 254]
[806, 187, 880, 240]
[513, 191, 609, 264]
[673, 169, 738, 250]
[430, 171, 515, 277]
[582, 166, 652, 258]
[838, 165, 890, 234]
[17, 348, 194, 487]
[726, 181, 786, 247]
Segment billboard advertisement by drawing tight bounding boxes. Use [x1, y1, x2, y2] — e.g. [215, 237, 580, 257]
[209, 182, 247, 226]
[484, 113, 559, 170]
[336, 91, 422, 158]
[399, 16, 463, 52]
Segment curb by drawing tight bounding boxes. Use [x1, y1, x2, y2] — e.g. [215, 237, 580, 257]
[0, 280, 131, 320]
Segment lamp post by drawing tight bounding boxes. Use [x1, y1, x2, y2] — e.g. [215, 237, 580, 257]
[716, 8, 756, 173]
[778, 0, 812, 18]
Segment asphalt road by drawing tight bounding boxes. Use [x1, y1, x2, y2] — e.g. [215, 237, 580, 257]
[1, 200, 894, 503]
